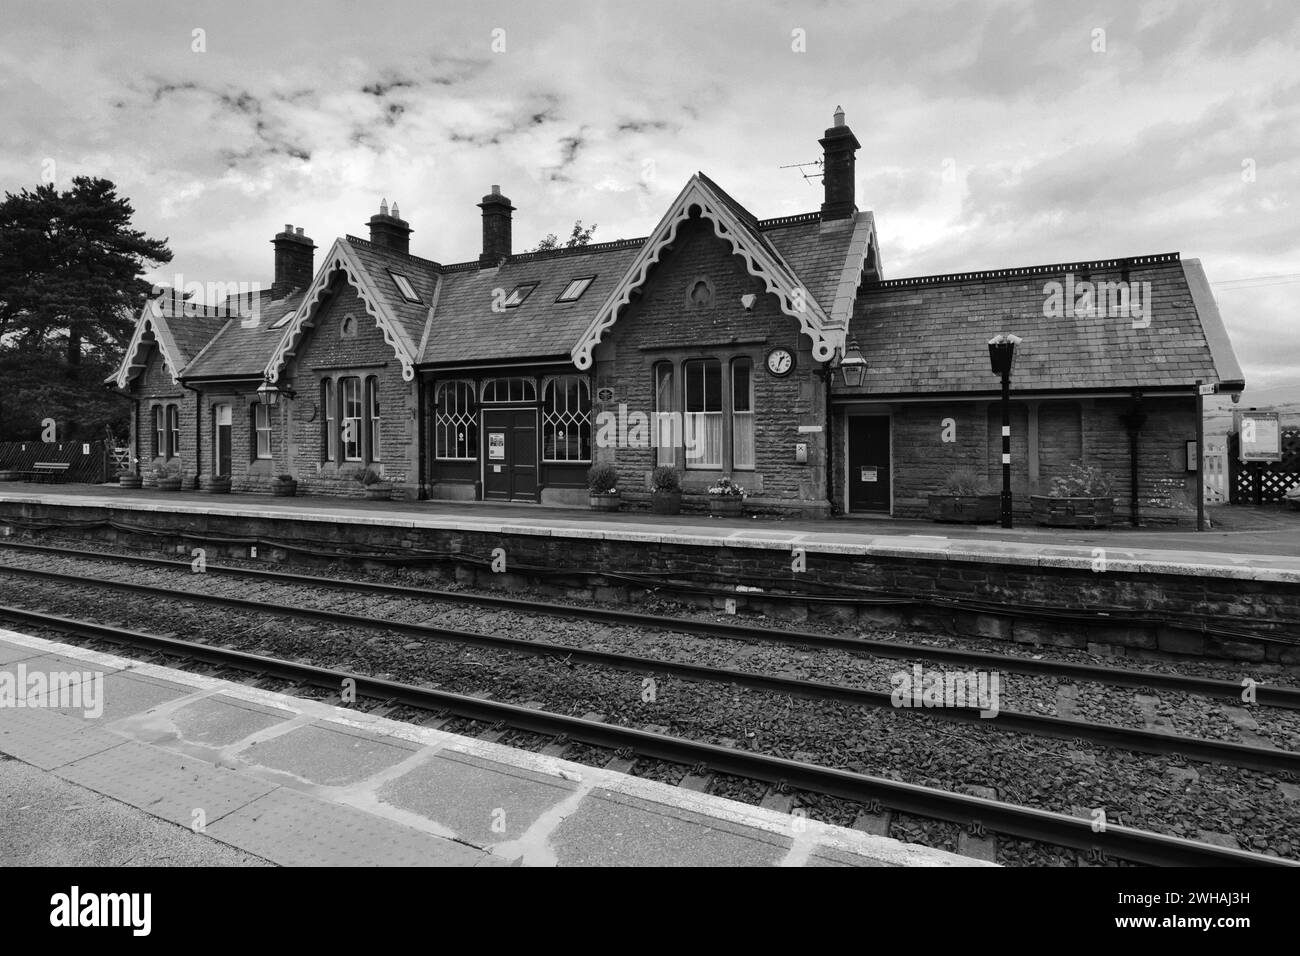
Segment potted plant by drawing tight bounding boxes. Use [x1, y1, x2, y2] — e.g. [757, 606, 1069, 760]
[928, 466, 999, 523]
[153, 462, 182, 492]
[270, 473, 298, 497]
[201, 473, 232, 494]
[356, 465, 392, 500]
[118, 461, 142, 489]
[1031, 463, 1117, 527]
[707, 476, 745, 516]
[650, 465, 682, 515]
[587, 462, 621, 511]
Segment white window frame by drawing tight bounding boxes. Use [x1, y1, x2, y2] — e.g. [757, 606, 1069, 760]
[254, 403, 273, 460]
[435, 380, 478, 461]
[341, 377, 363, 462]
[683, 359, 723, 470]
[731, 358, 755, 470]
[542, 375, 592, 463]
[389, 271, 421, 303]
[556, 276, 595, 302]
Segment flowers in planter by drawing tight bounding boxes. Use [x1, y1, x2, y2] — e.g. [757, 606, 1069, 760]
[355, 465, 387, 487]
[587, 462, 619, 495]
[1048, 463, 1114, 498]
[707, 476, 745, 497]
[938, 466, 989, 497]
[651, 465, 680, 493]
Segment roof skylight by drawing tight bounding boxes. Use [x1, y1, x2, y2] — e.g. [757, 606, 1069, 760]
[390, 271, 421, 303]
[503, 282, 538, 308]
[556, 276, 595, 302]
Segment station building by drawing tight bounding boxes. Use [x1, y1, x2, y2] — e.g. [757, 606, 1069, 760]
[110, 110, 1245, 523]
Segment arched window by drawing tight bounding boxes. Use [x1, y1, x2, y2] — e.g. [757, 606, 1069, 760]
[435, 381, 478, 460]
[542, 376, 591, 462]
[366, 376, 381, 462]
[481, 377, 537, 403]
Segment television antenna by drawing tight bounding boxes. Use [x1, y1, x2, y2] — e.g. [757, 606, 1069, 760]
[780, 158, 824, 184]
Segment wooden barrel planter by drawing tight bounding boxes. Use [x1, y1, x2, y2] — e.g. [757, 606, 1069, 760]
[927, 494, 999, 523]
[118, 473, 142, 489]
[589, 492, 621, 512]
[201, 475, 232, 494]
[708, 496, 745, 517]
[1030, 495, 1116, 528]
[270, 478, 297, 497]
[650, 490, 682, 515]
[363, 483, 393, 501]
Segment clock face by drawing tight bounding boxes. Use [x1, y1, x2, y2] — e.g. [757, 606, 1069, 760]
[766, 348, 795, 377]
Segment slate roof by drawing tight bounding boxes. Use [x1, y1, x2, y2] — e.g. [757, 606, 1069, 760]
[419, 241, 644, 365]
[763, 215, 862, 316]
[182, 292, 303, 379]
[341, 237, 440, 362]
[840, 253, 1244, 396]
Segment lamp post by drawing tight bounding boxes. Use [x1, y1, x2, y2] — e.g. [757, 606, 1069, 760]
[988, 333, 1022, 529]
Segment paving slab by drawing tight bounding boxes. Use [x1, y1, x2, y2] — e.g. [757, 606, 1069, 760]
[236, 722, 418, 787]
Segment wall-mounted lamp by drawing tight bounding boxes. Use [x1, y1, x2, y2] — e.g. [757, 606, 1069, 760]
[257, 381, 296, 406]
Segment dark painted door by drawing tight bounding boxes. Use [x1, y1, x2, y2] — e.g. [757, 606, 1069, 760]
[482, 409, 538, 501]
[847, 416, 890, 512]
[214, 404, 232, 476]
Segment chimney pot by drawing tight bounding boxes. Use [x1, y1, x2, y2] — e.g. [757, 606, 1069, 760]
[478, 185, 515, 267]
[368, 202, 412, 254]
[380, 198, 389, 216]
[392, 202, 400, 218]
[819, 109, 860, 223]
[271, 225, 316, 299]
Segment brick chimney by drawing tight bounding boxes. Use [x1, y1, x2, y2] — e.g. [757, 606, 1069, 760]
[271, 224, 316, 299]
[477, 186, 515, 267]
[368, 198, 413, 254]
[819, 106, 860, 222]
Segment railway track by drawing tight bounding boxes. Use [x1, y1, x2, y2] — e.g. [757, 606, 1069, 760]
[0, 553, 1295, 773]
[3, 539, 1296, 709]
[2, 602, 1291, 867]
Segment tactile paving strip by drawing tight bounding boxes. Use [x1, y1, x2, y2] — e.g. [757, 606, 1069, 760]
[55, 740, 277, 827]
[207, 787, 499, 867]
[0, 706, 126, 770]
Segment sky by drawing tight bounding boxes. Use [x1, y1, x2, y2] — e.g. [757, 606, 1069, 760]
[2, 0, 1297, 391]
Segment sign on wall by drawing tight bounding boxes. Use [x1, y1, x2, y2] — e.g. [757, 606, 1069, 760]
[1236, 411, 1282, 462]
[488, 432, 505, 460]
[860, 467, 877, 482]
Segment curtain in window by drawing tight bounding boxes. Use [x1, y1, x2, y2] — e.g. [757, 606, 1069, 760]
[366, 377, 381, 462]
[732, 359, 754, 469]
[322, 380, 336, 462]
[154, 406, 165, 458]
[654, 363, 676, 466]
[683, 359, 722, 468]
[254, 404, 272, 459]
[167, 405, 180, 458]
[341, 378, 362, 461]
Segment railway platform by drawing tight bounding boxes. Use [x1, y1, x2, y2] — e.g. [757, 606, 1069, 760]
[0, 628, 983, 867]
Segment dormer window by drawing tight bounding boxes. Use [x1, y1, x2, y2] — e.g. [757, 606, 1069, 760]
[556, 276, 595, 302]
[271, 309, 295, 330]
[503, 282, 538, 308]
[389, 271, 421, 303]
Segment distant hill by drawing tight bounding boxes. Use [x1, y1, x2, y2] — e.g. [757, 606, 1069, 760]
[1204, 381, 1300, 446]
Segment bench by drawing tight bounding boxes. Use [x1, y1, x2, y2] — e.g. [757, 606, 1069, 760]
[32, 462, 72, 483]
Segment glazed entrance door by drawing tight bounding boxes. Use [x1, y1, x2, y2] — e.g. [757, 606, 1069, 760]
[213, 404, 232, 476]
[847, 415, 890, 512]
[482, 408, 538, 501]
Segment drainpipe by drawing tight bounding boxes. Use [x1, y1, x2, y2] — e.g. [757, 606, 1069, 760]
[823, 365, 837, 516]
[1121, 392, 1146, 527]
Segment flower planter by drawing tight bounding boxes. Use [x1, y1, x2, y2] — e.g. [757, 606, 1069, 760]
[363, 484, 393, 500]
[270, 479, 297, 497]
[155, 477, 182, 492]
[589, 492, 621, 512]
[927, 493, 999, 523]
[708, 496, 745, 517]
[650, 490, 682, 515]
[1030, 495, 1116, 528]
[118, 474, 142, 489]
[0, 470, 20, 482]
[201, 476, 232, 494]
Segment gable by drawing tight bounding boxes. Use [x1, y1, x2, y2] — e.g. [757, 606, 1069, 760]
[570, 175, 845, 371]
[264, 238, 421, 384]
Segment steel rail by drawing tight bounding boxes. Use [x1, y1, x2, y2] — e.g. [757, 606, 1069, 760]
[1, 602, 1290, 868]
[0, 563, 1295, 774]
[1, 540, 1297, 709]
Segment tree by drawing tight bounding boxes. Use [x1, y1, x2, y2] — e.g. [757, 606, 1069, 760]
[532, 219, 597, 252]
[0, 177, 171, 441]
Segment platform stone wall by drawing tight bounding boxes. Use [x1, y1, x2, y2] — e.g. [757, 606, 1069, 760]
[3, 499, 1295, 662]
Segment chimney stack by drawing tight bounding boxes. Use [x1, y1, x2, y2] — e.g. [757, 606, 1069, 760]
[478, 185, 515, 267]
[271, 223, 316, 299]
[819, 106, 860, 222]
[368, 198, 413, 254]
